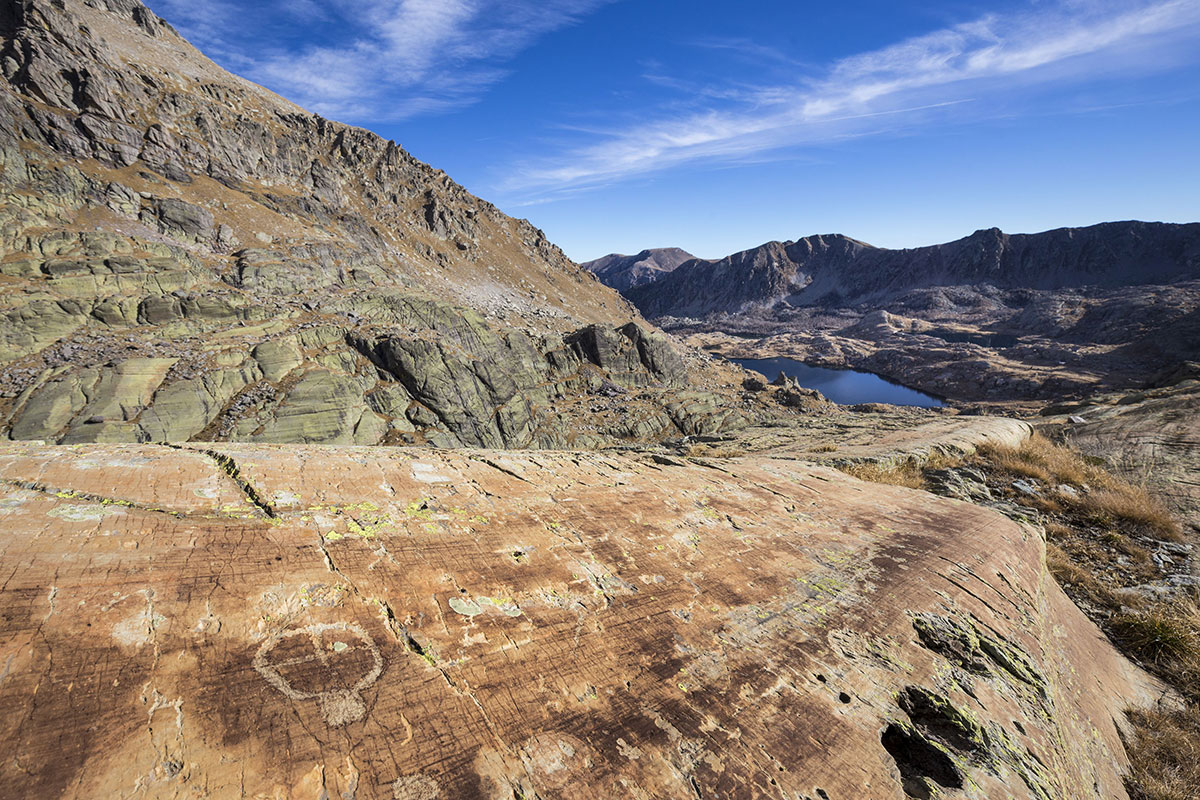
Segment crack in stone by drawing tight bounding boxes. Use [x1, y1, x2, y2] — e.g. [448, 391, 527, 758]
[160, 444, 276, 518]
[466, 454, 532, 484]
[0, 477, 188, 518]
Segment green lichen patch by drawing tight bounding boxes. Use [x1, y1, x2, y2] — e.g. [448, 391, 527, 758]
[449, 597, 483, 617]
[47, 503, 120, 521]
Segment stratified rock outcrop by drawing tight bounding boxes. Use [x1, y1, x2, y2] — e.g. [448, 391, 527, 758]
[582, 247, 696, 292]
[0, 0, 749, 447]
[0, 442, 1164, 799]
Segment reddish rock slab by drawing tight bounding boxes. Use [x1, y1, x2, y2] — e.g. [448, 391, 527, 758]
[0, 444, 1162, 799]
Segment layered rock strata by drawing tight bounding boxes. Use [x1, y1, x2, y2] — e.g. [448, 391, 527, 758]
[0, 0, 748, 447]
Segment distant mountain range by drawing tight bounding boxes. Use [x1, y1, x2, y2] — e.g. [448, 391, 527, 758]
[603, 222, 1200, 318]
[581, 247, 696, 292]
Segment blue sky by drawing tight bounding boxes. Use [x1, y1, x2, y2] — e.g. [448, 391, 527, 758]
[145, 0, 1200, 261]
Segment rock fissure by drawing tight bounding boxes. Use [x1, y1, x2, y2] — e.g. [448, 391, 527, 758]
[162, 444, 275, 518]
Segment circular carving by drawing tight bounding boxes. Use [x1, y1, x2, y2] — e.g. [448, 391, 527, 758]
[252, 621, 384, 726]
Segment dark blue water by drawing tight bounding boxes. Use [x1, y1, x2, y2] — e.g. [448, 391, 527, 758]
[732, 357, 945, 408]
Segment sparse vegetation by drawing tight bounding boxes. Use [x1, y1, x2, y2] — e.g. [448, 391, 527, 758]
[1083, 487, 1183, 542]
[835, 450, 962, 490]
[980, 433, 1181, 541]
[837, 460, 926, 489]
[1045, 543, 1114, 605]
[839, 431, 1198, 798]
[981, 432, 1098, 486]
[1111, 602, 1200, 667]
[1124, 707, 1200, 800]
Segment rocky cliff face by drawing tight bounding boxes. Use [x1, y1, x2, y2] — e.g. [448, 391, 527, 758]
[0, 441, 1164, 799]
[581, 247, 696, 292]
[625, 222, 1200, 319]
[0, 0, 753, 448]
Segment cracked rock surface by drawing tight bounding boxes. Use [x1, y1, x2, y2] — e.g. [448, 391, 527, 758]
[0, 442, 1164, 799]
[0, 0, 758, 448]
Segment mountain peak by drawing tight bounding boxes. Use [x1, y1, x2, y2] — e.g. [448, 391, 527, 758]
[581, 246, 697, 292]
[617, 221, 1200, 318]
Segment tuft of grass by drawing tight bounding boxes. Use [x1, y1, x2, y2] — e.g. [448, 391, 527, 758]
[1125, 707, 1200, 800]
[1045, 544, 1117, 606]
[1110, 602, 1200, 667]
[983, 434, 1181, 541]
[836, 451, 963, 491]
[837, 460, 925, 489]
[980, 433, 1100, 486]
[1082, 487, 1183, 542]
[1044, 521, 1074, 541]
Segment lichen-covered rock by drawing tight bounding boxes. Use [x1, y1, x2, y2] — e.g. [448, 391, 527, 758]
[0, 0, 756, 450]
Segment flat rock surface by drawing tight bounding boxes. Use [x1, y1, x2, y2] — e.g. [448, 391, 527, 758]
[0, 443, 1160, 799]
[761, 414, 1032, 463]
[1052, 379, 1200, 530]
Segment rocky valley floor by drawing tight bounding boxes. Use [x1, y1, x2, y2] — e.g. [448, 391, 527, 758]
[673, 282, 1200, 411]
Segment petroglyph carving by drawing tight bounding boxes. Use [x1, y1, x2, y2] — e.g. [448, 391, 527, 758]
[253, 622, 383, 726]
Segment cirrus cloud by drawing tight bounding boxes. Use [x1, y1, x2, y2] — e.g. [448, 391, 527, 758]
[503, 0, 1200, 196]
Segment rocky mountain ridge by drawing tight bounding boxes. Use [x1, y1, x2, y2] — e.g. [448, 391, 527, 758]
[612, 223, 1200, 403]
[581, 246, 695, 292]
[624, 222, 1200, 318]
[0, 0, 756, 447]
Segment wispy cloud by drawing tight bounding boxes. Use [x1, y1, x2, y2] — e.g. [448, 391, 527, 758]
[505, 0, 1200, 194]
[148, 0, 613, 120]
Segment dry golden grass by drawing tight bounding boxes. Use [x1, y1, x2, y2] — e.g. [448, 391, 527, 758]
[1111, 602, 1200, 799]
[837, 460, 925, 489]
[980, 432, 1103, 486]
[836, 450, 963, 490]
[1045, 544, 1117, 606]
[1083, 487, 1183, 542]
[810, 444, 839, 453]
[1110, 601, 1200, 667]
[982, 434, 1181, 541]
[1125, 707, 1200, 800]
[1044, 521, 1075, 541]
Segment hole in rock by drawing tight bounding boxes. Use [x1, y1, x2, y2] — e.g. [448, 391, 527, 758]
[898, 686, 984, 753]
[881, 723, 964, 799]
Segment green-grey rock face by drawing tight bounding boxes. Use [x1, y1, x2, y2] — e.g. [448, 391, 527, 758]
[0, 0, 753, 448]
